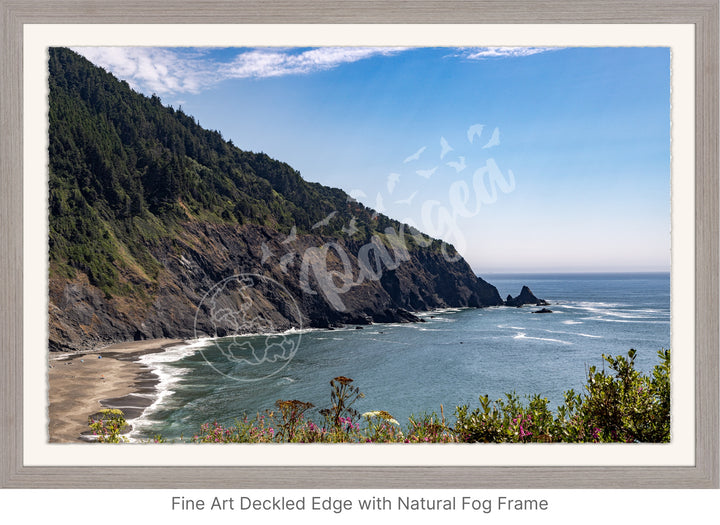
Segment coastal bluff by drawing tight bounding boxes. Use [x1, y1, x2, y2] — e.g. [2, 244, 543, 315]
[49, 221, 505, 351]
[48, 47, 507, 352]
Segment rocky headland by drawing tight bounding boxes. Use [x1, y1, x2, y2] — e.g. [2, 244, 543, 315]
[48, 47, 508, 352]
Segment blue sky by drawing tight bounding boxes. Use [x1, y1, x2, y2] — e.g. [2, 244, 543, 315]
[73, 46, 671, 274]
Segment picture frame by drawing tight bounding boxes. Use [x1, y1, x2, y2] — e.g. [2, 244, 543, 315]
[1, 0, 717, 489]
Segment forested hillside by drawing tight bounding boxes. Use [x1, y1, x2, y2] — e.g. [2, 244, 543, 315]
[48, 47, 503, 351]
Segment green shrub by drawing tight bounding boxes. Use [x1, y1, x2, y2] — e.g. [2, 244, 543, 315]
[88, 408, 128, 443]
[91, 350, 670, 444]
[578, 348, 670, 442]
[455, 349, 670, 443]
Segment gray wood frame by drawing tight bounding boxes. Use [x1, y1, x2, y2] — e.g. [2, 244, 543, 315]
[1, 0, 717, 488]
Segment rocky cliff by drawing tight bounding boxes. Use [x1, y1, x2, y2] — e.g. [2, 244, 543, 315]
[47, 47, 504, 352]
[49, 221, 503, 351]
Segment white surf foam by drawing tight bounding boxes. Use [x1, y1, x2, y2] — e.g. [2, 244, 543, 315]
[127, 339, 211, 441]
[512, 332, 572, 345]
[543, 329, 602, 339]
[561, 301, 668, 320]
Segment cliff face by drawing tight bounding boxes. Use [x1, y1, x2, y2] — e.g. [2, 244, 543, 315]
[49, 222, 502, 351]
[47, 48, 503, 351]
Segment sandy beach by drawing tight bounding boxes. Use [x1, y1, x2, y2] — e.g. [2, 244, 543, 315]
[48, 338, 185, 443]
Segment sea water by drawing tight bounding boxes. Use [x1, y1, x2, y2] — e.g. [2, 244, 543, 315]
[129, 273, 670, 441]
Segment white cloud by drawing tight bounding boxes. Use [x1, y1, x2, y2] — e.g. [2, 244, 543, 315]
[70, 46, 559, 98]
[71, 47, 219, 95]
[71, 46, 406, 96]
[221, 47, 406, 79]
[459, 47, 562, 59]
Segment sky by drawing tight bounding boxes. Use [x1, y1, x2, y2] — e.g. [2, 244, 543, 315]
[72, 46, 671, 274]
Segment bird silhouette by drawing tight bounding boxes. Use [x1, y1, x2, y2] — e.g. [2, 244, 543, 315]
[348, 189, 367, 202]
[387, 172, 401, 194]
[282, 226, 297, 244]
[467, 124, 485, 144]
[403, 146, 427, 163]
[279, 252, 296, 273]
[260, 243, 274, 264]
[395, 191, 418, 205]
[342, 218, 360, 236]
[483, 127, 500, 149]
[312, 211, 338, 229]
[416, 166, 438, 179]
[446, 156, 466, 173]
[440, 137, 453, 159]
[371, 193, 386, 219]
[375, 192, 386, 212]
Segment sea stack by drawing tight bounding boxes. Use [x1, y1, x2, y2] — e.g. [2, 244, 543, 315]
[505, 286, 549, 307]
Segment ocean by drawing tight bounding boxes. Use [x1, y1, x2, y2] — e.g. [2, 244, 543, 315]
[128, 273, 671, 441]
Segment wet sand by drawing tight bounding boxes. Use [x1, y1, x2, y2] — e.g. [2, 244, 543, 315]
[47, 339, 185, 443]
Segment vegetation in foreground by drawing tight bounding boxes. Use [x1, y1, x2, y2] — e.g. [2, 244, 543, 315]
[90, 349, 670, 444]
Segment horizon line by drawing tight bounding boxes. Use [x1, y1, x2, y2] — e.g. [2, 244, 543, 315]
[478, 270, 671, 275]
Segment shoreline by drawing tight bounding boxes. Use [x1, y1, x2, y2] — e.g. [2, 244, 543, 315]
[46, 311, 472, 443]
[48, 338, 185, 443]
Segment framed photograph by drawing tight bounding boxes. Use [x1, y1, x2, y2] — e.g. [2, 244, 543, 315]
[1, 0, 717, 489]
